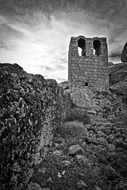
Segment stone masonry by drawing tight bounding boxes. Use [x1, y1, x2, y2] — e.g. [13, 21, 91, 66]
[68, 36, 109, 91]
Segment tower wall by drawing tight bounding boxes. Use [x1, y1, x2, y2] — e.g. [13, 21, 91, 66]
[68, 36, 109, 91]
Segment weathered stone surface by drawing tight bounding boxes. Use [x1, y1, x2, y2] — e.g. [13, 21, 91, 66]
[53, 150, 63, 157]
[109, 62, 127, 75]
[58, 81, 69, 90]
[0, 63, 67, 189]
[28, 182, 50, 190]
[109, 62, 127, 85]
[110, 69, 127, 86]
[53, 137, 65, 144]
[68, 87, 95, 108]
[1, 60, 127, 190]
[63, 89, 72, 116]
[76, 155, 90, 166]
[96, 186, 102, 190]
[68, 36, 109, 91]
[108, 144, 116, 152]
[96, 137, 108, 146]
[62, 160, 70, 166]
[64, 88, 126, 126]
[77, 180, 87, 188]
[105, 165, 121, 180]
[29, 88, 127, 190]
[69, 144, 84, 156]
[110, 82, 127, 95]
[108, 62, 114, 66]
[121, 42, 127, 62]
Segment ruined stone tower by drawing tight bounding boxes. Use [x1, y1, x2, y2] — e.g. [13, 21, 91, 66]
[68, 36, 109, 91]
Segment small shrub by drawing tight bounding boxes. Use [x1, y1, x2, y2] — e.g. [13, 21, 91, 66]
[66, 108, 90, 124]
[59, 121, 88, 139]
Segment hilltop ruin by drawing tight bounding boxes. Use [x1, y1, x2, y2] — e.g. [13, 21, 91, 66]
[68, 36, 109, 91]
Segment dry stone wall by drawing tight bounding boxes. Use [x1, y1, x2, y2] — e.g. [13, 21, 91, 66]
[0, 63, 69, 189]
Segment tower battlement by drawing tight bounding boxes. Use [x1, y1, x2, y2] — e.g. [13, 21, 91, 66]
[68, 36, 109, 91]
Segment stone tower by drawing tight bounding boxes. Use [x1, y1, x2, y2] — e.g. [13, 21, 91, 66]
[68, 36, 109, 91]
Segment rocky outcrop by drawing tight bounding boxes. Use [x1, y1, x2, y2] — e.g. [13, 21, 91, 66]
[67, 87, 96, 108]
[65, 88, 126, 124]
[121, 42, 127, 62]
[109, 62, 127, 96]
[0, 63, 69, 189]
[109, 62, 127, 75]
[110, 82, 127, 95]
[31, 89, 127, 190]
[108, 62, 114, 67]
[58, 81, 69, 90]
[109, 62, 127, 85]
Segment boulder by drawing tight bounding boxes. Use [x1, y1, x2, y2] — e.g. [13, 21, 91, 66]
[76, 155, 90, 166]
[105, 165, 121, 180]
[108, 144, 116, 152]
[62, 160, 70, 166]
[121, 42, 127, 62]
[58, 81, 69, 90]
[69, 87, 95, 108]
[69, 144, 84, 156]
[53, 150, 63, 157]
[77, 180, 87, 188]
[67, 88, 101, 116]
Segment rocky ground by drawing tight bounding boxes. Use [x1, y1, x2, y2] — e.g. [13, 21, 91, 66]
[0, 63, 127, 190]
[30, 91, 127, 190]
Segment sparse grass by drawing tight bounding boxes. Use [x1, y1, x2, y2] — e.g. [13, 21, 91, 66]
[58, 120, 88, 139]
[65, 108, 90, 124]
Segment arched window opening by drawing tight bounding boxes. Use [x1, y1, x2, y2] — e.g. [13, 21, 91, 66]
[93, 40, 101, 56]
[78, 38, 86, 56]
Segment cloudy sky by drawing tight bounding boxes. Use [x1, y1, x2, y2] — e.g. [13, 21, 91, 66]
[0, 0, 127, 82]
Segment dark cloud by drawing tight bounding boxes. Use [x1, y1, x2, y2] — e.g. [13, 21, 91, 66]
[0, 0, 126, 18]
[1, 0, 126, 45]
[1, 0, 127, 39]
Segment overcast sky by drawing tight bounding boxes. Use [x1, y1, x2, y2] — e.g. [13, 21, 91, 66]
[0, 0, 127, 82]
